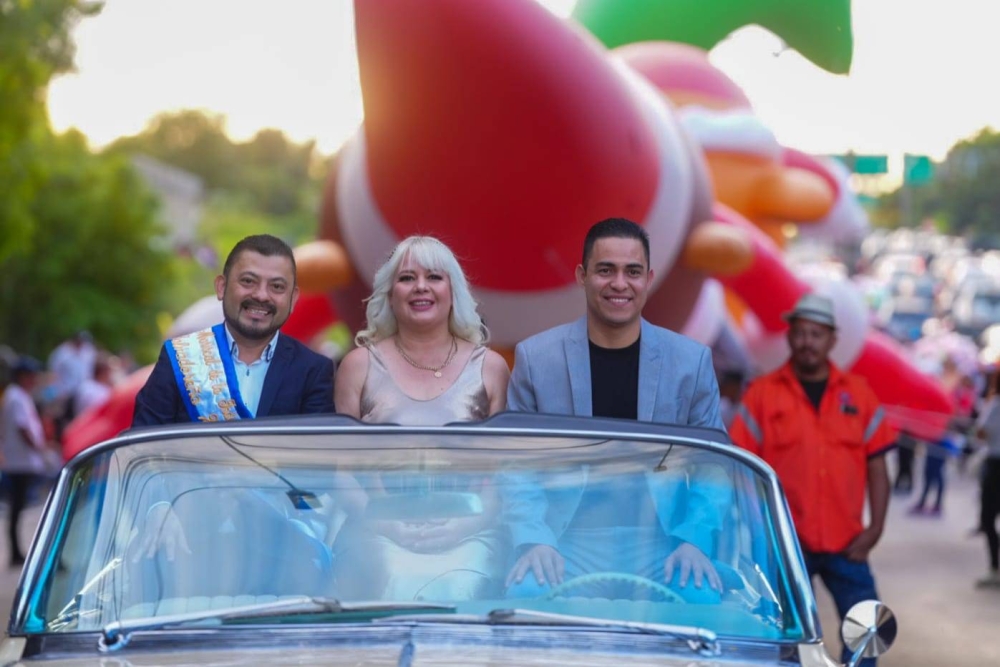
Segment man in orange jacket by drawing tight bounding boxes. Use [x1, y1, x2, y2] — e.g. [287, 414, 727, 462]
[729, 294, 895, 666]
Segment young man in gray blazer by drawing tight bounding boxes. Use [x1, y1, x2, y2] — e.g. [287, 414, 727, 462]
[505, 218, 728, 599]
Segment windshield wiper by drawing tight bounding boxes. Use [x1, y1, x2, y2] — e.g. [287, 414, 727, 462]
[99, 597, 455, 652]
[378, 608, 719, 657]
[48, 557, 124, 632]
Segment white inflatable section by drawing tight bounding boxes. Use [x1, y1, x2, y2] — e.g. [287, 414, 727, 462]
[797, 157, 870, 245]
[679, 106, 783, 160]
[681, 279, 726, 346]
[167, 295, 222, 339]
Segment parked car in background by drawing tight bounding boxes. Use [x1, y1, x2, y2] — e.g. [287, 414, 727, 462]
[952, 282, 1000, 340]
[877, 295, 936, 344]
[1, 414, 895, 666]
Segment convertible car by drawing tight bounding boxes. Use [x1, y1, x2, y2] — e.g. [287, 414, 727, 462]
[2, 413, 894, 665]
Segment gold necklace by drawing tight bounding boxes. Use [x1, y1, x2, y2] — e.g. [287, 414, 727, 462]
[394, 335, 458, 378]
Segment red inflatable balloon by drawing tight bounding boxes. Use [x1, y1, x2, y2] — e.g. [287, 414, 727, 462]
[851, 331, 953, 441]
[712, 203, 809, 332]
[282, 293, 339, 344]
[354, 0, 659, 291]
[63, 365, 153, 461]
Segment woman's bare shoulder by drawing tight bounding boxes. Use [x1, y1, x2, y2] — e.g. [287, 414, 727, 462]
[482, 348, 512, 379]
[337, 345, 371, 379]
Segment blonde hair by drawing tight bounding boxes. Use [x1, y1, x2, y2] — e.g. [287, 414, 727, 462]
[355, 236, 488, 347]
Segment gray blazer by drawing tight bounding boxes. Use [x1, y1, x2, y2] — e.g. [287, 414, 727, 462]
[504, 317, 729, 555]
[507, 317, 724, 428]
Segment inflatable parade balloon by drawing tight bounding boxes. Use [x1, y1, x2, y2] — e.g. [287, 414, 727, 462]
[573, 0, 854, 74]
[615, 42, 837, 247]
[612, 41, 948, 428]
[63, 365, 152, 461]
[293, 239, 355, 294]
[323, 0, 734, 349]
[612, 41, 752, 110]
[312, 0, 952, 437]
[787, 152, 871, 245]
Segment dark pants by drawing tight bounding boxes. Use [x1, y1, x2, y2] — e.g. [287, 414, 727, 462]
[894, 446, 914, 493]
[3, 473, 36, 564]
[803, 550, 879, 667]
[981, 458, 1000, 572]
[916, 453, 946, 511]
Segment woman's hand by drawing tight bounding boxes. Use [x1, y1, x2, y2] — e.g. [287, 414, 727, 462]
[408, 517, 484, 552]
[375, 517, 484, 552]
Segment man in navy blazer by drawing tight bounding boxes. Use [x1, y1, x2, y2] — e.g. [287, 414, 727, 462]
[505, 218, 729, 599]
[132, 234, 334, 426]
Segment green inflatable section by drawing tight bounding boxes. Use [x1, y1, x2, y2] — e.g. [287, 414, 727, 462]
[572, 0, 854, 74]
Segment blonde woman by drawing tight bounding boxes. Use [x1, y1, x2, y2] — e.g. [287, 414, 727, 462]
[333, 236, 510, 601]
[335, 235, 508, 423]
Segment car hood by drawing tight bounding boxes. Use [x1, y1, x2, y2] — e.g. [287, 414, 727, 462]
[15, 645, 777, 666]
[4, 625, 794, 666]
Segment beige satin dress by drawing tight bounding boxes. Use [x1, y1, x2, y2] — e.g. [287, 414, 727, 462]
[360, 344, 490, 425]
[342, 344, 506, 602]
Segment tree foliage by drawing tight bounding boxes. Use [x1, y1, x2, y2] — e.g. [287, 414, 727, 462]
[878, 129, 1000, 246]
[106, 111, 323, 224]
[99, 112, 326, 353]
[0, 0, 101, 263]
[0, 1, 177, 361]
[930, 129, 1000, 243]
[104, 111, 325, 297]
[0, 131, 175, 359]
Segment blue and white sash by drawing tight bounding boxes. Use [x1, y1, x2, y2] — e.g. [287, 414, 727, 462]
[165, 324, 253, 422]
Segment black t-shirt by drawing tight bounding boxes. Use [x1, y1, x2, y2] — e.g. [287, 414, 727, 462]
[589, 337, 640, 420]
[799, 377, 828, 412]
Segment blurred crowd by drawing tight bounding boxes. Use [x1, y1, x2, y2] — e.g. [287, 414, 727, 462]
[0, 331, 133, 565]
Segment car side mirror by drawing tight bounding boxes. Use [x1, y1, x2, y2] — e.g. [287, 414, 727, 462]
[841, 600, 897, 667]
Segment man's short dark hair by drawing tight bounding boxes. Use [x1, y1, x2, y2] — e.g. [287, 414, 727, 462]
[581, 218, 651, 269]
[223, 234, 297, 282]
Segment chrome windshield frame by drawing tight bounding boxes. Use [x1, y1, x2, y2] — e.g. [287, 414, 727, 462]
[9, 412, 822, 642]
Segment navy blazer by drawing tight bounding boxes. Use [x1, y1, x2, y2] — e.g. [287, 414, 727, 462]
[132, 330, 335, 426]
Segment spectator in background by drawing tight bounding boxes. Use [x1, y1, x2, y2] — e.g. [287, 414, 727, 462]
[893, 431, 917, 495]
[1, 357, 52, 567]
[47, 330, 96, 434]
[909, 436, 958, 517]
[974, 371, 1000, 588]
[729, 294, 895, 667]
[911, 373, 977, 516]
[74, 356, 115, 416]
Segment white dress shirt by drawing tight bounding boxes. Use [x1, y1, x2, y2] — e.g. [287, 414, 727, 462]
[223, 327, 279, 417]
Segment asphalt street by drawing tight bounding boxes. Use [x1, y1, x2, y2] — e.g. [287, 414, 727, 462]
[1, 457, 998, 665]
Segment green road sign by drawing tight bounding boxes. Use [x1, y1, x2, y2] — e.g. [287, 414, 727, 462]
[831, 153, 888, 174]
[904, 154, 934, 185]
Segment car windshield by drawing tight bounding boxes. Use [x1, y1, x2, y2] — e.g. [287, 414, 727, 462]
[17, 424, 810, 644]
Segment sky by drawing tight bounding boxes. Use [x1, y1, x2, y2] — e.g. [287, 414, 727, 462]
[47, 0, 1000, 180]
